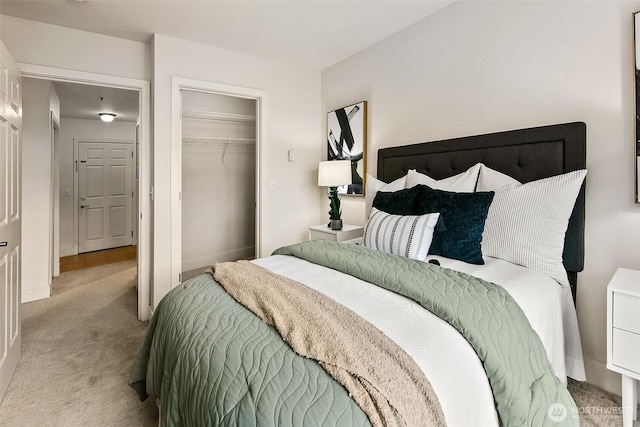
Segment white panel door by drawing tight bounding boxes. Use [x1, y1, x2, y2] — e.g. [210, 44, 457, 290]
[0, 42, 22, 404]
[78, 142, 133, 253]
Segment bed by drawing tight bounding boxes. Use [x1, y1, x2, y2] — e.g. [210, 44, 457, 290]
[130, 122, 587, 427]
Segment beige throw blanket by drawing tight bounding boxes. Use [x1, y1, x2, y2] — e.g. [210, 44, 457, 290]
[210, 260, 445, 427]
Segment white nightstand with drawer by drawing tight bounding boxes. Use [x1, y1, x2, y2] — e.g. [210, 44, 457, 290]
[308, 224, 364, 242]
[607, 267, 640, 427]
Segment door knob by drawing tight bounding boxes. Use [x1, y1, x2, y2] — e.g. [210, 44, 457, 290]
[80, 204, 90, 208]
[0, 241, 7, 247]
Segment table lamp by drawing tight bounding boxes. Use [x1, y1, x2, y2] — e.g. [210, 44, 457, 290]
[318, 160, 352, 230]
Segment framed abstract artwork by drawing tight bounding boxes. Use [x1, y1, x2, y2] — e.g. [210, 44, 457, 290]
[327, 101, 367, 195]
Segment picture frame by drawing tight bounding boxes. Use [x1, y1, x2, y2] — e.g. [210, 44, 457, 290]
[327, 101, 367, 196]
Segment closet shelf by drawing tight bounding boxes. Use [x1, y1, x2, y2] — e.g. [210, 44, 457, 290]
[183, 137, 256, 145]
[181, 110, 256, 124]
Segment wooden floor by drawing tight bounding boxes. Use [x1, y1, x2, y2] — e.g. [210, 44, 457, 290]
[60, 245, 137, 273]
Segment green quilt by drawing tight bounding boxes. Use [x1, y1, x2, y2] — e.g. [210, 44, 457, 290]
[128, 272, 369, 426]
[130, 240, 579, 426]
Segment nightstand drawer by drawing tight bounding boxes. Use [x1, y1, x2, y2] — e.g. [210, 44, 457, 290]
[614, 293, 640, 334]
[310, 230, 337, 241]
[612, 328, 640, 374]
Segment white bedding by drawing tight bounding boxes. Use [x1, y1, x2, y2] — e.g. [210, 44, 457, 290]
[253, 251, 585, 427]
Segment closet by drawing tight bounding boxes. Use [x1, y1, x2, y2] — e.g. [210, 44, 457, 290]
[181, 90, 256, 274]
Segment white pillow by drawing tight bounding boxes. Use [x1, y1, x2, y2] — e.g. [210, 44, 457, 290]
[476, 163, 520, 191]
[405, 163, 481, 192]
[481, 169, 587, 286]
[364, 208, 440, 260]
[365, 173, 407, 218]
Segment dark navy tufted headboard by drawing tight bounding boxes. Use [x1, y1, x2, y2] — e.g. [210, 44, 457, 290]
[377, 122, 586, 300]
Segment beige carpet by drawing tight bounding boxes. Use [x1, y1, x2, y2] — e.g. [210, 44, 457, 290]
[0, 260, 158, 426]
[0, 260, 636, 427]
[568, 377, 640, 427]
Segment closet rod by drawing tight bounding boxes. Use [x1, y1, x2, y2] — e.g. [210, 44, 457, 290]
[183, 137, 256, 145]
[181, 110, 256, 124]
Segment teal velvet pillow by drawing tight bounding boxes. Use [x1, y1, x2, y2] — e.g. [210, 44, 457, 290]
[371, 186, 422, 216]
[415, 185, 494, 265]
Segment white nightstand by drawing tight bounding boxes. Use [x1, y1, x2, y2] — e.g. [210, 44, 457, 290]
[308, 224, 364, 242]
[607, 267, 640, 427]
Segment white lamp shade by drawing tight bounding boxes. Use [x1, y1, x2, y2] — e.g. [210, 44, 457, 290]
[318, 160, 351, 187]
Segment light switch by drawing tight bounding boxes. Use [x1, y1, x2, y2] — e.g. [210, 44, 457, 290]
[65, 188, 71, 196]
[288, 149, 295, 162]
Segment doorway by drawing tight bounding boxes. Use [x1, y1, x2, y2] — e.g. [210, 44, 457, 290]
[170, 77, 264, 289]
[54, 87, 138, 282]
[20, 64, 150, 321]
[180, 90, 257, 277]
[29, 81, 139, 293]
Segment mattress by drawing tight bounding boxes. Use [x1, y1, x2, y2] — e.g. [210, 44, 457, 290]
[252, 249, 585, 427]
[130, 241, 582, 426]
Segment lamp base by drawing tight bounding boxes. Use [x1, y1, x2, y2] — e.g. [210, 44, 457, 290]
[329, 219, 343, 230]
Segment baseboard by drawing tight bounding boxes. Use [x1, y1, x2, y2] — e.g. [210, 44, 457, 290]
[584, 354, 640, 404]
[21, 284, 51, 303]
[584, 355, 620, 394]
[182, 247, 255, 272]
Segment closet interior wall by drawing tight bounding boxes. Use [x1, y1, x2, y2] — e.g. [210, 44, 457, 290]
[181, 90, 256, 273]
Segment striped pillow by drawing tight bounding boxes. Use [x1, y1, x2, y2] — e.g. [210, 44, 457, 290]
[481, 169, 587, 286]
[364, 208, 440, 260]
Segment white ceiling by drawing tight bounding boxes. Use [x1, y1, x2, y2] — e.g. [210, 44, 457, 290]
[1, 0, 454, 122]
[0, 0, 453, 70]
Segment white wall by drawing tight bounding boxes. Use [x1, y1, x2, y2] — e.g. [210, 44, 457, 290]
[0, 15, 150, 81]
[153, 34, 321, 307]
[322, 0, 640, 395]
[58, 118, 137, 256]
[21, 78, 60, 302]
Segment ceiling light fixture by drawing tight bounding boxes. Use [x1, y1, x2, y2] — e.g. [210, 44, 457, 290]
[98, 113, 116, 123]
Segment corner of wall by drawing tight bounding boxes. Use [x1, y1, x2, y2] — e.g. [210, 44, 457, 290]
[21, 283, 51, 303]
